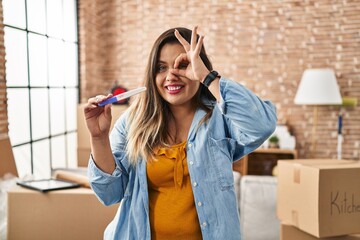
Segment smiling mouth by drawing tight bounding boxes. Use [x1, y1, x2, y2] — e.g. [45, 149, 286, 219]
[166, 86, 183, 91]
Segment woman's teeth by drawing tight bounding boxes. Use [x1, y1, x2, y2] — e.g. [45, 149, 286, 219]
[167, 86, 182, 91]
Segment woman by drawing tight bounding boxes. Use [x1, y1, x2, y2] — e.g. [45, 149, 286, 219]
[85, 26, 277, 240]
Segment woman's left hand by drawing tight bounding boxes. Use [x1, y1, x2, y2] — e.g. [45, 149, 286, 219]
[174, 26, 210, 82]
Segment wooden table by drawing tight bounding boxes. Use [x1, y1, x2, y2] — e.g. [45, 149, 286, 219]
[233, 148, 297, 176]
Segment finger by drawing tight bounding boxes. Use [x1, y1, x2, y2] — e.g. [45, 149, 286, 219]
[88, 96, 100, 107]
[171, 68, 186, 78]
[95, 95, 105, 101]
[175, 29, 190, 52]
[174, 53, 189, 69]
[194, 35, 204, 56]
[191, 26, 198, 51]
[97, 94, 113, 102]
[84, 98, 99, 113]
[104, 93, 113, 100]
[88, 94, 109, 108]
[84, 101, 95, 112]
[104, 104, 112, 118]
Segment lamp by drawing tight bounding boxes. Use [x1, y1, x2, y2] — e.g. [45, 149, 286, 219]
[294, 69, 342, 157]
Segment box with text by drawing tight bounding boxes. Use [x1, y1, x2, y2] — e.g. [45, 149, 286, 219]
[277, 159, 360, 238]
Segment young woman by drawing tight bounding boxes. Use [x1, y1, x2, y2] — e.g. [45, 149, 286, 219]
[84, 26, 277, 240]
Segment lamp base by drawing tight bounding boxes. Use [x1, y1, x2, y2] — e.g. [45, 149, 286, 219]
[310, 106, 318, 158]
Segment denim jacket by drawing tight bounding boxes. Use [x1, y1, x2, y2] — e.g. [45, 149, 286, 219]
[88, 77, 277, 240]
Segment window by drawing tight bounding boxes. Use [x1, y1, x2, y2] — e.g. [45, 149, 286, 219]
[3, 0, 78, 179]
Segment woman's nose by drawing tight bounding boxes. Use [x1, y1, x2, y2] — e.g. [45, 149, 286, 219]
[166, 68, 178, 81]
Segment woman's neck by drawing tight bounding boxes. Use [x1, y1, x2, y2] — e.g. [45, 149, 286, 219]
[167, 104, 196, 145]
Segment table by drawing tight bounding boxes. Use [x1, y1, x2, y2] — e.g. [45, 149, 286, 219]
[233, 148, 297, 175]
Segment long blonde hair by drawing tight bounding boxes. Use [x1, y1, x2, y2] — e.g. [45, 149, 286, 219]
[125, 27, 215, 165]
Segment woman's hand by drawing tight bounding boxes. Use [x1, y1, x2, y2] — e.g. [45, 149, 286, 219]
[174, 26, 210, 82]
[84, 94, 113, 138]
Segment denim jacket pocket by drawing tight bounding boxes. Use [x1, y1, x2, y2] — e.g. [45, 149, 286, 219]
[208, 137, 236, 190]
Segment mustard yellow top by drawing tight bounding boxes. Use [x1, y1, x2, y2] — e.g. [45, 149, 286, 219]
[147, 141, 202, 240]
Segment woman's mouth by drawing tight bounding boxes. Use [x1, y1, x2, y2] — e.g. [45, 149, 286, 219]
[166, 85, 183, 94]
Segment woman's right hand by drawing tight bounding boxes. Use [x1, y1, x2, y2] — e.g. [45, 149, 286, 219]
[84, 94, 113, 138]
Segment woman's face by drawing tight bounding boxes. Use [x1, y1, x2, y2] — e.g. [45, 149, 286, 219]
[155, 43, 200, 108]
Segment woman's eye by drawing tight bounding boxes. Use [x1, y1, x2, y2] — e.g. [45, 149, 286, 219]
[179, 62, 188, 69]
[157, 65, 167, 72]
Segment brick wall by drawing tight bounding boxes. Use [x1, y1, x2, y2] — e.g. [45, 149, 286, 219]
[78, 0, 360, 160]
[0, 0, 356, 160]
[0, 0, 8, 138]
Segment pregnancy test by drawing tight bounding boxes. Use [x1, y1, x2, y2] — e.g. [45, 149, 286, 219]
[98, 86, 146, 107]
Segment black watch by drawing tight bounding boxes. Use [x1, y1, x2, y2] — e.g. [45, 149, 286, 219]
[202, 71, 219, 88]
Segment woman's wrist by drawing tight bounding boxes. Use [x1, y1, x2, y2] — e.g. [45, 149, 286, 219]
[201, 70, 220, 87]
[200, 70, 211, 83]
[91, 134, 110, 145]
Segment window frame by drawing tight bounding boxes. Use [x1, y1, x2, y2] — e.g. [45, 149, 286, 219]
[4, 0, 80, 179]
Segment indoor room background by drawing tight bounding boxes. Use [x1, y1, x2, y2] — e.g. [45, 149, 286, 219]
[0, 0, 359, 179]
[77, 0, 360, 160]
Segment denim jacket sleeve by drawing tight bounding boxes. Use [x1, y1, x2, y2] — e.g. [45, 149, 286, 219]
[215, 77, 277, 159]
[88, 111, 131, 206]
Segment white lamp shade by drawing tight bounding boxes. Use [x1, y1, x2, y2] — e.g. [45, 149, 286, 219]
[294, 69, 342, 105]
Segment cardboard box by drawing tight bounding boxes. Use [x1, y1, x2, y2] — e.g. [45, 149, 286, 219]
[281, 223, 360, 240]
[7, 186, 119, 240]
[277, 159, 360, 238]
[77, 104, 128, 166]
[0, 136, 18, 178]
